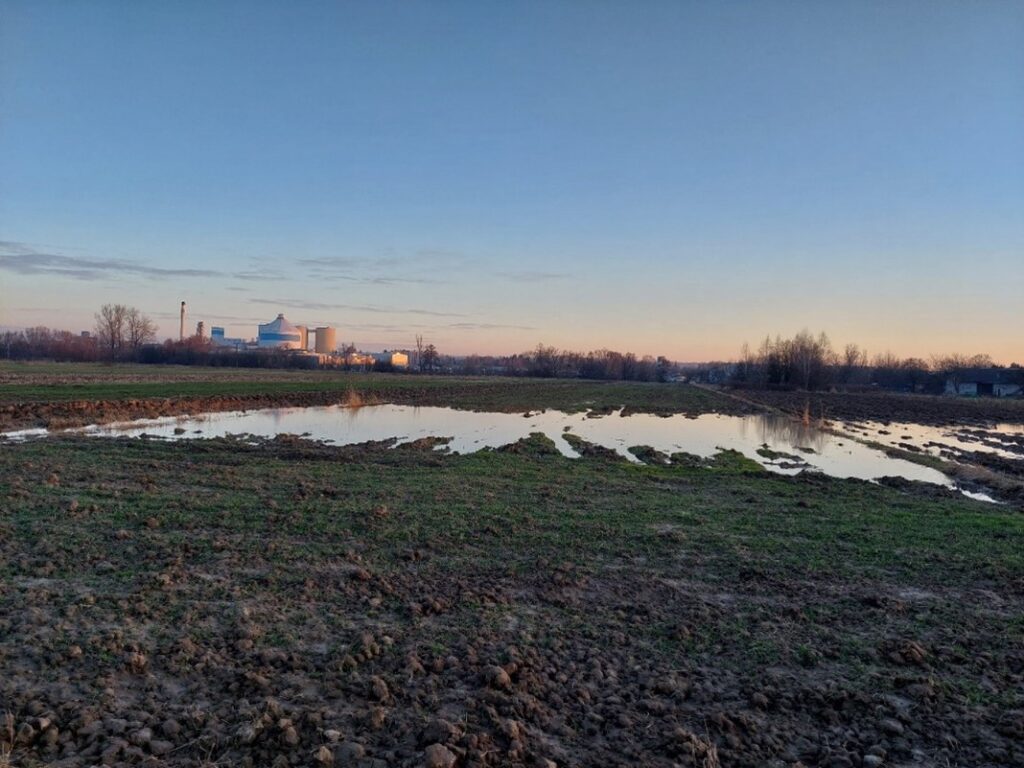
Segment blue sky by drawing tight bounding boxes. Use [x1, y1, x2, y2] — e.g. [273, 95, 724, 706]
[1, 0, 1021, 359]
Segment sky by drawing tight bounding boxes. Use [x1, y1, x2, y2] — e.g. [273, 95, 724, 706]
[1, 0, 1022, 361]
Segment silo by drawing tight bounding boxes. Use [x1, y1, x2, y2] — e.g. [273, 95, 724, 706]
[315, 326, 337, 354]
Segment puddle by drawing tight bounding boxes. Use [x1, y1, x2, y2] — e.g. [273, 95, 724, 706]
[5, 404, 1008, 501]
[836, 420, 1024, 462]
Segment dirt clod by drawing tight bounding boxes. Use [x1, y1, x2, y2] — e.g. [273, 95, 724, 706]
[423, 743, 457, 768]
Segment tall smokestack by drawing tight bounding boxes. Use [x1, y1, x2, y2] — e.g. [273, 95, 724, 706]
[180, 301, 186, 341]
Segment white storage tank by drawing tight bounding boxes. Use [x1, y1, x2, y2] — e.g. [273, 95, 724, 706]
[315, 326, 337, 354]
[257, 314, 304, 349]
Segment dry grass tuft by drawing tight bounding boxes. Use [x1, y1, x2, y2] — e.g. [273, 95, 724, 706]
[342, 389, 381, 409]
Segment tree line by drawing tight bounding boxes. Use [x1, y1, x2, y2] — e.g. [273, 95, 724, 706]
[1, 326, 99, 362]
[2, 313, 676, 381]
[1, 304, 160, 362]
[727, 330, 1015, 392]
[8, 312, 1010, 393]
[451, 345, 673, 382]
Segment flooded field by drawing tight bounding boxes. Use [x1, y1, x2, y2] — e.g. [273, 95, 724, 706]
[9, 403, 1015, 497]
[838, 419, 1024, 461]
[4, 373, 1024, 767]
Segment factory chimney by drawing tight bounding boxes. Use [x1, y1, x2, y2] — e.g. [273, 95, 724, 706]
[179, 301, 186, 341]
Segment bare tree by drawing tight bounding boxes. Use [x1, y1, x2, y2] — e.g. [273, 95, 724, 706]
[790, 330, 833, 390]
[95, 304, 156, 360]
[126, 307, 157, 350]
[421, 343, 439, 372]
[840, 343, 866, 385]
[95, 304, 129, 360]
[415, 334, 424, 372]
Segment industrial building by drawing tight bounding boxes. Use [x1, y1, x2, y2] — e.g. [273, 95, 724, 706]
[257, 314, 305, 350]
[188, 304, 353, 362]
[210, 327, 247, 350]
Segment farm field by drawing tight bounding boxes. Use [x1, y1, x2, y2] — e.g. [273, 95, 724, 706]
[735, 388, 1024, 429]
[2, 363, 1023, 767]
[0, 362, 749, 432]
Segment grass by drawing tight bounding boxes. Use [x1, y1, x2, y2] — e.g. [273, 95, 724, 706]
[0, 361, 742, 415]
[2, 365, 1024, 765]
[5, 433, 1021, 596]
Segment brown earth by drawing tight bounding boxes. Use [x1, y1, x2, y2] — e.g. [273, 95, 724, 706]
[2, 435, 1023, 768]
[0, 391, 372, 433]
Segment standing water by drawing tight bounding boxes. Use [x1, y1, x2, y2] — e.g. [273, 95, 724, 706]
[8, 403, 1007, 499]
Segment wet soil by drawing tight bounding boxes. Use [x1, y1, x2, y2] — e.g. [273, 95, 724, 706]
[2, 435, 1023, 767]
[0, 374, 756, 433]
[733, 389, 1024, 428]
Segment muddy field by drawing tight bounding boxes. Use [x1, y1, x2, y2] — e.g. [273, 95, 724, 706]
[733, 388, 1024, 428]
[3, 432, 1024, 768]
[3, 364, 1024, 766]
[724, 389, 1024, 500]
[0, 364, 752, 433]
[0, 363, 343, 387]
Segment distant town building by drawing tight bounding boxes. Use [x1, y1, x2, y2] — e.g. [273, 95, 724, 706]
[374, 350, 410, 368]
[345, 351, 376, 367]
[945, 368, 1023, 397]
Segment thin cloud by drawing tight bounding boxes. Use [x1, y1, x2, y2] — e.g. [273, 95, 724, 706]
[363, 275, 439, 285]
[151, 311, 268, 324]
[497, 270, 570, 283]
[344, 322, 432, 332]
[448, 322, 534, 331]
[415, 248, 471, 264]
[299, 255, 443, 285]
[234, 270, 286, 282]
[249, 297, 468, 318]
[0, 240, 221, 281]
[299, 256, 403, 270]
[307, 272, 440, 286]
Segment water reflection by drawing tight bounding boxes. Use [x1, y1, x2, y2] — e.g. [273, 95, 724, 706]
[736, 414, 831, 454]
[29, 404, 997, 495]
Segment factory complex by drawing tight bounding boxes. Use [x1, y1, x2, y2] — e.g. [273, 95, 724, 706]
[180, 303, 409, 369]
